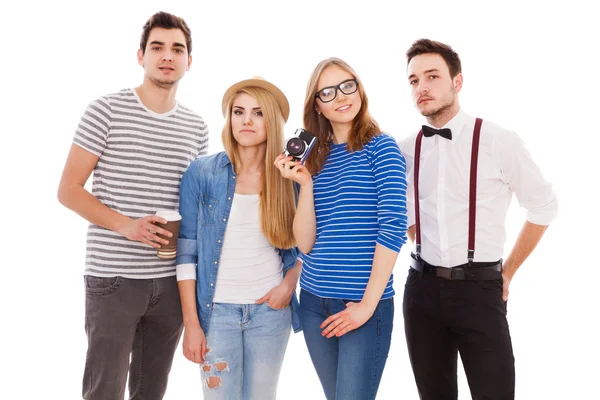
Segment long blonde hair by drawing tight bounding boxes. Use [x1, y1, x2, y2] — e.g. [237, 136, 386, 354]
[222, 87, 296, 249]
[303, 57, 380, 175]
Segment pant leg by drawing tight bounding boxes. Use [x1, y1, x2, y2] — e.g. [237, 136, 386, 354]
[82, 276, 149, 400]
[299, 290, 340, 400]
[448, 278, 515, 400]
[335, 297, 394, 400]
[128, 277, 184, 400]
[242, 303, 292, 399]
[201, 303, 244, 400]
[403, 268, 459, 400]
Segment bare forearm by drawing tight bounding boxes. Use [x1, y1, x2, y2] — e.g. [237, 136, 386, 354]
[503, 221, 549, 279]
[58, 184, 131, 234]
[178, 280, 201, 327]
[362, 244, 399, 309]
[407, 225, 415, 243]
[293, 183, 317, 254]
[283, 260, 302, 287]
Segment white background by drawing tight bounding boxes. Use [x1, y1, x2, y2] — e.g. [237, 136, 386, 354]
[1, 0, 597, 399]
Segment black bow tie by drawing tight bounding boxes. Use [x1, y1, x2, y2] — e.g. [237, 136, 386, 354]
[422, 125, 452, 140]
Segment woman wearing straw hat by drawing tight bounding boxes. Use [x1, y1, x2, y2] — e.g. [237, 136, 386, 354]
[175, 77, 301, 399]
[275, 58, 408, 399]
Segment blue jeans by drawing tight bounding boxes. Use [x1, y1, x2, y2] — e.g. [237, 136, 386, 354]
[200, 302, 291, 399]
[299, 289, 394, 400]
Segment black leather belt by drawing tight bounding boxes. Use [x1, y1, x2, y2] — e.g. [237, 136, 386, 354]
[410, 254, 502, 281]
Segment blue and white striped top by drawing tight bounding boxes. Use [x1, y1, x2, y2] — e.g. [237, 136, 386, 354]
[300, 133, 408, 300]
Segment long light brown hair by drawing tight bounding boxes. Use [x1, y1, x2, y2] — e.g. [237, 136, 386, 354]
[303, 57, 380, 174]
[222, 87, 296, 249]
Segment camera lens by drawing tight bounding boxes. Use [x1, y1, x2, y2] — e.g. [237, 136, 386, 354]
[286, 137, 305, 156]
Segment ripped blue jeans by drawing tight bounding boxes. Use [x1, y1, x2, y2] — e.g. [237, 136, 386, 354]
[200, 302, 291, 400]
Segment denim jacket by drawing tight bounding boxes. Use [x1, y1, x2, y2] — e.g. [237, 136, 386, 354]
[176, 152, 302, 334]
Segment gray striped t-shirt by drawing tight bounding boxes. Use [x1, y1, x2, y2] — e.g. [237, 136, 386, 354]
[74, 88, 208, 279]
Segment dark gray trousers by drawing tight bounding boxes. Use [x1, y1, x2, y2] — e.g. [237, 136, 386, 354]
[83, 275, 183, 400]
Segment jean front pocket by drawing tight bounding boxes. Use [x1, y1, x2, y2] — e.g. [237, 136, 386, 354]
[266, 302, 290, 311]
[200, 194, 219, 226]
[84, 275, 123, 296]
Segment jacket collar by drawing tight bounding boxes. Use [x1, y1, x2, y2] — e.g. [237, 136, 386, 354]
[219, 152, 233, 168]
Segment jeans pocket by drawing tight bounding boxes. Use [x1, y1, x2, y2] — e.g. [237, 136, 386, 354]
[84, 275, 123, 296]
[266, 301, 289, 311]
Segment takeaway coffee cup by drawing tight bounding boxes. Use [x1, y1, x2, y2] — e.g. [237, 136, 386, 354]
[154, 210, 182, 259]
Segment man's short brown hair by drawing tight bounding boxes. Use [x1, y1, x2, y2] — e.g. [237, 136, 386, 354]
[406, 39, 461, 77]
[140, 11, 192, 55]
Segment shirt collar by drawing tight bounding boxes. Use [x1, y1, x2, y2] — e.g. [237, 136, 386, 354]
[443, 109, 470, 140]
[219, 152, 232, 168]
[423, 109, 470, 140]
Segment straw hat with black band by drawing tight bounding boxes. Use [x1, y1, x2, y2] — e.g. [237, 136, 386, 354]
[221, 77, 290, 122]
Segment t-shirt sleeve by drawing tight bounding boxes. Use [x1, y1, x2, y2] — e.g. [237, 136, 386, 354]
[73, 97, 112, 157]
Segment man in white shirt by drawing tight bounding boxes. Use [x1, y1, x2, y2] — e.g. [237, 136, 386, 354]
[399, 39, 557, 400]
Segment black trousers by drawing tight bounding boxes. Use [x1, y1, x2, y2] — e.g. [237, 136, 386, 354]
[403, 268, 515, 400]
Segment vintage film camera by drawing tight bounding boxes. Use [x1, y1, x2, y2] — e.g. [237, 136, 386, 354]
[284, 129, 317, 165]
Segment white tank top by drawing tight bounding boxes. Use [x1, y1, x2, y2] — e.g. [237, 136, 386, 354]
[212, 194, 283, 303]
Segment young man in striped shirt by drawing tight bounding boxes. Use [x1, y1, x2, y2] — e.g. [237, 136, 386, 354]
[57, 12, 208, 399]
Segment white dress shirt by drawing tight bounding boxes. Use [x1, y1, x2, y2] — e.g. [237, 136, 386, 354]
[398, 109, 558, 267]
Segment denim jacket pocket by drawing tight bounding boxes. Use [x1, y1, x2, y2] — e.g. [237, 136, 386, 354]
[200, 194, 219, 226]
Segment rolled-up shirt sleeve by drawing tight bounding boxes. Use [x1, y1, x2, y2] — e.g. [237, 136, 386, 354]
[371, 135, 408, 252]
[176, 160, 201, 268]
[498, 130, 558, 225]
[176, 263, 197, 281]
[398, 136, 416, 227]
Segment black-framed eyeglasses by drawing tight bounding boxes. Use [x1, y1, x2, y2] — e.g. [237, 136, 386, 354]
[315, 79, 359, 103]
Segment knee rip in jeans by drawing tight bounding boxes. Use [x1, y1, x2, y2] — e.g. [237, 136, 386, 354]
[205, 376, 222, 389]
[202, 356, 229, 389]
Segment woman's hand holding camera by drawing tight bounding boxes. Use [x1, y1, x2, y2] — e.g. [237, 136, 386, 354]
[274, 154, 312, 187]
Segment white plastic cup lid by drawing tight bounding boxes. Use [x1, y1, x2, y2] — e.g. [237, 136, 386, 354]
[155, 210, 182, 221]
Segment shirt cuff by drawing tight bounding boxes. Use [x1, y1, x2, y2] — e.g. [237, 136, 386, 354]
[526, 193, 558, 226]
[526, 208, 558, 226]
[176, 263, 197, 281]
[176, 238, 198, 265]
